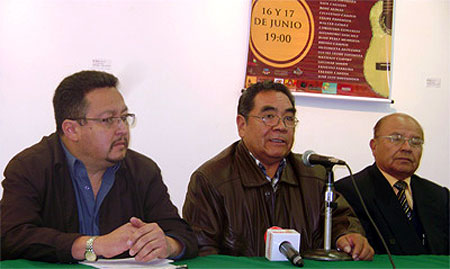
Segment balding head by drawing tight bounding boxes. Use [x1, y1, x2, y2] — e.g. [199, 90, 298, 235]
[373, 113, 424, 139]
[370, 113, 424, 180]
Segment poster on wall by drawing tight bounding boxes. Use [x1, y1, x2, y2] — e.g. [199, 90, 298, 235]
[245, 0, 393, 100]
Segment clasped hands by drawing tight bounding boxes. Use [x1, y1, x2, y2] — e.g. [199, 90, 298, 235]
[89, 217, 182, 262]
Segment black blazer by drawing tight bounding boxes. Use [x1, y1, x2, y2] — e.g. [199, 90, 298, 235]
[335, 163, 449, 255]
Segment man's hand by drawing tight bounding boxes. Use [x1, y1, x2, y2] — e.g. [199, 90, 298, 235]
[71, 222, 137, 260]
[336, 233, 374, 261]
[127, 217, 182, 262]
[94, 222, 138, 258]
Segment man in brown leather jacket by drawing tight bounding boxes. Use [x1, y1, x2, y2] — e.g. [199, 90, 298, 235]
[183, 81, 374, 260]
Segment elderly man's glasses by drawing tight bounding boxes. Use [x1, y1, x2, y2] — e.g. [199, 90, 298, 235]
[71, 113, 136, 128]
[247, 113, 298, 128]
[377, 134, 424, 147]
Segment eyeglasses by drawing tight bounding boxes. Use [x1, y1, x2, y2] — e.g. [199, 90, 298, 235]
[247, 113, 298, 128]
[71, 113, 136, 128]
[377, 134, 424, 147]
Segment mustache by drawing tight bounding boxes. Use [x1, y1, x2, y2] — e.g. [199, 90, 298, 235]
[110, 137, 129, 149]
[394, 154, 414, 162]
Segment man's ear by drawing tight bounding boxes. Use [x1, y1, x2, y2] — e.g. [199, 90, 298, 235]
[369, 138, 377, 157]
[61, 119, 80, 142]
[236, 114, 247, 138]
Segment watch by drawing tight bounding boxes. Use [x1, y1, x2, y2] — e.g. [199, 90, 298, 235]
[84, 236, 98, 262]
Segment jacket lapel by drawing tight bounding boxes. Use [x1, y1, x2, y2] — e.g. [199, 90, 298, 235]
[51, 133, 80, 233]
[411, 176, 448, 254]
[236, 141, 272, 188]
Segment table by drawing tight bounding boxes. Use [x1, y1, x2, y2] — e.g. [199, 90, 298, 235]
[1, 255, 449, 268]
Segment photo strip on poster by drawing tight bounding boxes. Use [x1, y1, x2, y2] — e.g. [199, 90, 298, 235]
[245, 0, 393, 101]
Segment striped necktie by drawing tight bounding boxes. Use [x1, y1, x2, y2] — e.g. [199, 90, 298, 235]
[394, 181, 412, 221]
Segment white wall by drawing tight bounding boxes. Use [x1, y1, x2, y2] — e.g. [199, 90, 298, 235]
[1, 0, 448, 213]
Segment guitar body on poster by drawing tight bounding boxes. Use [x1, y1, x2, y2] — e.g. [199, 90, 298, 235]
[363, 0, 393, 98]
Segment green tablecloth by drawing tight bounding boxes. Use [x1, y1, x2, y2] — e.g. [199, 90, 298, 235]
[1, 255, 449, 268]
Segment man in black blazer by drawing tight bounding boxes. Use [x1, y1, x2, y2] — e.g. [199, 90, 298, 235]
[335, 113, 449, 255]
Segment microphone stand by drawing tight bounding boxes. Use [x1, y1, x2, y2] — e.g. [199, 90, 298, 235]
[303, 166, 352, 261]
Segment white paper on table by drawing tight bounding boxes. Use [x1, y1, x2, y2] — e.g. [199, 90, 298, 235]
[80, 257, 177, 268]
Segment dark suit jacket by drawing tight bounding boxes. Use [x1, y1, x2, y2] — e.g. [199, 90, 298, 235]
[335, 163, 449, 255]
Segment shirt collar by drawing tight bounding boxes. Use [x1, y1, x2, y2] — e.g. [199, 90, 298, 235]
[378, 168, 411, 190]
[377, 166, 414, 208]
[248, 151, 286, 189]
[60, 139, 79, 177]
[248, 152, 286, 175]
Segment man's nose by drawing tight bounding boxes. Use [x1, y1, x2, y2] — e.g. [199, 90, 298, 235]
[115, 118, 129, 134]
[273, 117, 288, 131]
[399, 139, 413, 150]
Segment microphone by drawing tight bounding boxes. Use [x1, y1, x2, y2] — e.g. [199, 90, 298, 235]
[279, 241, 304, 267]
[265, 227, 303, 267]
[302, 150, 346, 167]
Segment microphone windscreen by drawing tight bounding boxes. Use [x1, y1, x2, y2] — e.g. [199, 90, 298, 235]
[301, 150, 315, 166]
[265, 228, 301, 261]
[264, 226, 282, 243]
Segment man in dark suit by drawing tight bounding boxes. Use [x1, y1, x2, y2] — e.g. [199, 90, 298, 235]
[335, 113, 449, 255]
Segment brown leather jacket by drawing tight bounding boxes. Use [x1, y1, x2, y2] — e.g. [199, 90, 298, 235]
[183, 140, 364, 256]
